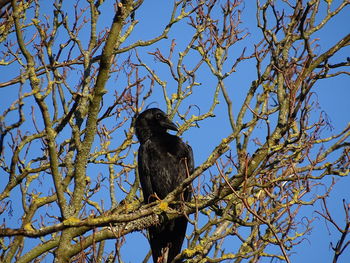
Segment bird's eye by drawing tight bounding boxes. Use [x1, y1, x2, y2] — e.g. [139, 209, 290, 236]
[156, 113, 162, 120]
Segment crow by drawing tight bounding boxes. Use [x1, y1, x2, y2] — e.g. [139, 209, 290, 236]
[135, 108, 193, 263]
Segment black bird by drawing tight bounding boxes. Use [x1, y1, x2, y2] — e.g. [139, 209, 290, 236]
[135, 108, 193, 263]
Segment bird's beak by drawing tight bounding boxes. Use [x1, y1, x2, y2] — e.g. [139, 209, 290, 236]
[160, 118, 178, 131]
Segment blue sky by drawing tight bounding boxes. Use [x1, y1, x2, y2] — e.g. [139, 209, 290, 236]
[108, 1, 350, 262]
[1, 0, 349, 262]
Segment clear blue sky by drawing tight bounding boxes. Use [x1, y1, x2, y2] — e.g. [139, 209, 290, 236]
[110, 1, 350, 262]
[1, 0, 349, 262]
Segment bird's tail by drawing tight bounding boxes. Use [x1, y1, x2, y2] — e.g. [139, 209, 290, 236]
[149, 216, 188, 263]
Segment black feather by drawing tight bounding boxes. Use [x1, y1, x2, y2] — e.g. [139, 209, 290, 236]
[135, 108, 193, 263]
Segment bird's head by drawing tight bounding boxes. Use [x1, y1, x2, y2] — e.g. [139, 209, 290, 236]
[135, 108, 178, 143]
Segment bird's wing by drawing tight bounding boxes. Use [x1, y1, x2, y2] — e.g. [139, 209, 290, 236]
[139, 138, 181, 201]
[186, 143, 194, 175]
[138, 142, 154, 203]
